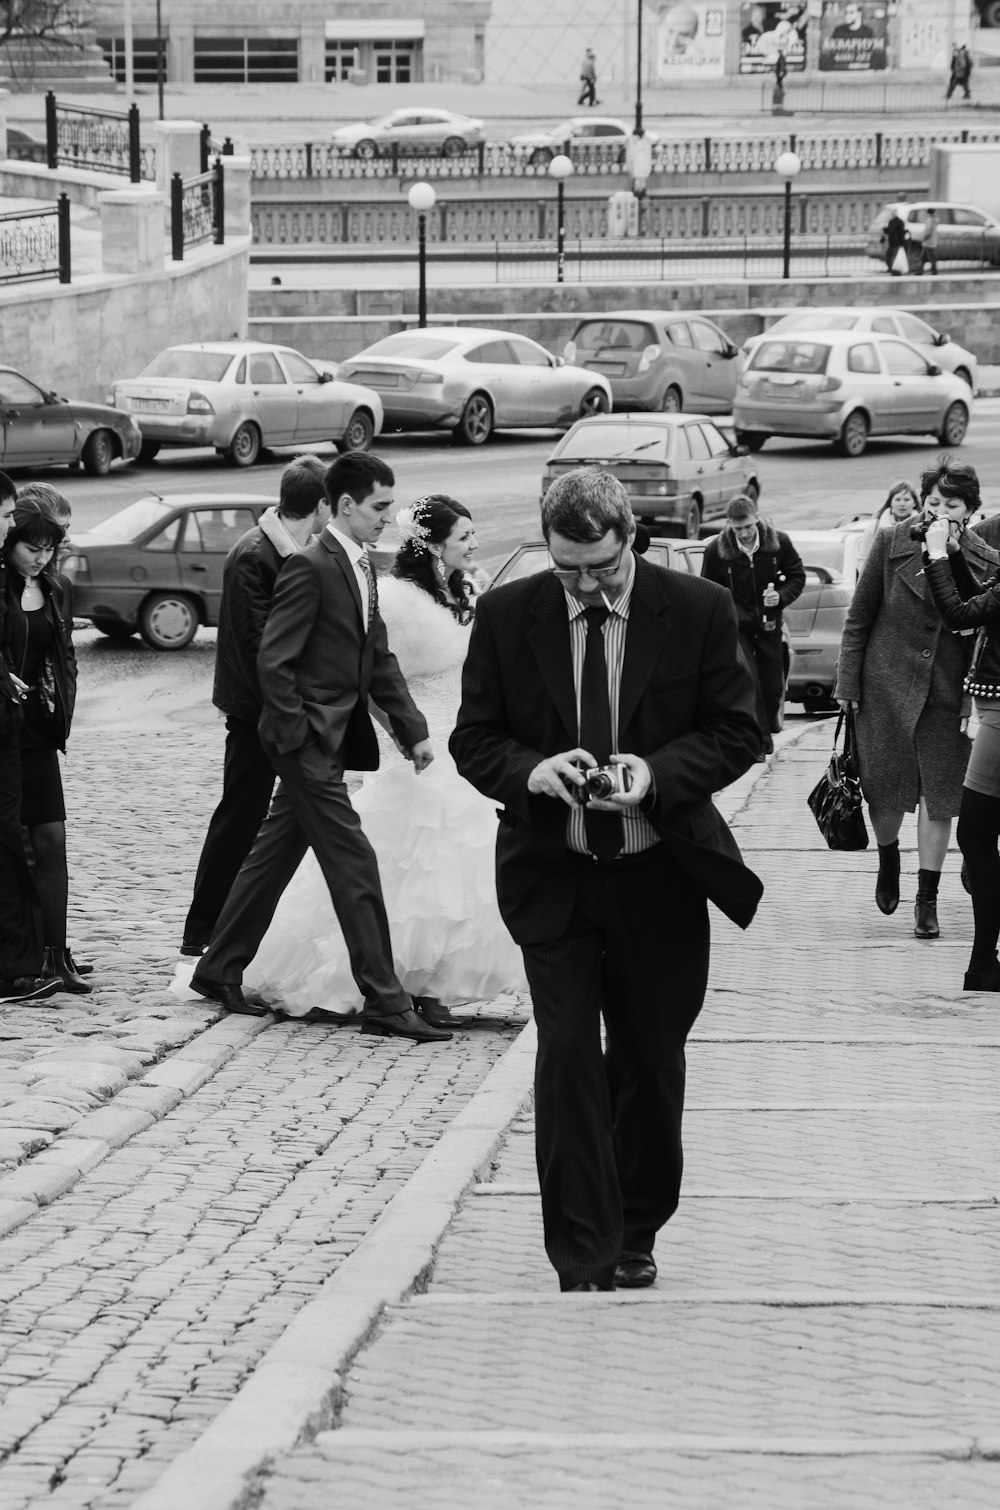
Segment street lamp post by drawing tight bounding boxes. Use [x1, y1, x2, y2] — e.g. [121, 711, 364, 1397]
[635, 0, 643, 138]
[549, 154, 573, 283]
[407, 181, 436, 327]
[775, 150, 801, 281]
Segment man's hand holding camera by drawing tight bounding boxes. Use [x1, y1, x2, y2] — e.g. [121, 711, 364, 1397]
[527, 749, 652, 810]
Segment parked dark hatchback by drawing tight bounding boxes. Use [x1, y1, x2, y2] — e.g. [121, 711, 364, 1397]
[62, 493, 269, 650]
[0, 366, 141, 475]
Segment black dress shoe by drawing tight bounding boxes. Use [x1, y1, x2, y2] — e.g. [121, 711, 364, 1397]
[0, 974, 62, 1005]
[180, 940, 207, 958]
[281, 1006, 353, 1025]
[614, 1251, 657, 1289]
[190, 974, 268, 1017]
[565, 1281, 611, 1292]
[361, 1007, 452, 1042]
[413, 996, 463, 1028]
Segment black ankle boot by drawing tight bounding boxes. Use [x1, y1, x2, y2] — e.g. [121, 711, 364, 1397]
[964, 957, 1000, 991]
[875, 841, 900, 915]
[914, 868, 940, 940]
[43, 945, 93, 994]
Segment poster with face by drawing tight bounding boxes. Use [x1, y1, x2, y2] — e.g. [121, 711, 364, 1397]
[738, 3, 808, 75]
[819, 1, 888, 71]
[655, 3, 726, 81]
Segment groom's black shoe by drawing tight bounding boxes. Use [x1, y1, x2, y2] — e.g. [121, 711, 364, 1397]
[361, 1007, 452, 1042]
[190, 973, 268, 1017]
[413, 996, 463, 1029]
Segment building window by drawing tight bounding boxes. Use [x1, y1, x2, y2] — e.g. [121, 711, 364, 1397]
[99, 36, 167, 84]
[325, 41, 360, 81]
[374, 42, 414, 83]
[193, 37, 299, 84]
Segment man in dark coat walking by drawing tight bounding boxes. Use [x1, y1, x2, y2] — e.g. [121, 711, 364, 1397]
[450, 468, 762, 1292]
[701, 494, 805, 754]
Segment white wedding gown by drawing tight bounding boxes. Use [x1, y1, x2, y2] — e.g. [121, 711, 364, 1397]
[240, 576, 527, 1016]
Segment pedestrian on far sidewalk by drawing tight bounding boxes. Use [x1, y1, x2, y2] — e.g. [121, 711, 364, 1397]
[883, 208, 908, 275]
[701, 495, 805, 756]
[179, 455, 330, 958]
[578, 48, 598, 107]
[920, 207, 939, 276]
[945, 43, 972, 103]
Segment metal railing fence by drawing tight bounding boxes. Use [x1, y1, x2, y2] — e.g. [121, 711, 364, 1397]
[170, 161, 225, 261]
[45, 91, 145, 182]
[0, 195, 70, 285]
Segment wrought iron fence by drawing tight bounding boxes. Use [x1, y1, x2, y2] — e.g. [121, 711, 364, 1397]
[483, 236, 887, 284]
[45, 91, 144, 182]
[249, 125, 1000, 183]
[170, 162, 225, 261]
[0, 195, 70, 285]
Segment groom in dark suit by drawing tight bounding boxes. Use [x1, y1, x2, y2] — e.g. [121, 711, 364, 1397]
[451, 468, 763, 1289]
[192, 452, 452, 1043]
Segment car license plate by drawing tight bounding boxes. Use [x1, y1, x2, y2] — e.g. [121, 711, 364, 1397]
[591, 362, 626, 377]
[352, 371, 399, 388]
[130, 397, 171, 412]
[762, 378, 803, 399]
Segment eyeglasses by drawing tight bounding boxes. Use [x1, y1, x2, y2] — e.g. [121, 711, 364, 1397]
[548, 544, 627, 583]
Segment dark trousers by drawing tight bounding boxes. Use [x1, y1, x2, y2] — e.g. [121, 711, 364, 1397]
[738, 627, 786, 742]
[198, 737, 409, 1018]
[521, 850, 709, 1289]
[183, 715, 276, 946]
[0, 740, 42, 980]
[957, 787, 1000, 971]
[946, 76, 970, 101]
[577, 78, 596, 106]
[921, 245, 938, 275]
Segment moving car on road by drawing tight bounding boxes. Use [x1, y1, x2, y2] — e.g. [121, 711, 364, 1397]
[509, 117, 658, 167]
[338, 327, 612, 445]
[733, 330, 971, 457]
[62, 494, 268, 650]
[747, 308, 977, 391]
[865, 201, 1000, 270]
[330, 108, 485, 159]
[542, 412, 759, 538]
[564, 312, 743, 414]
[489, 537, 707, 587]
[107, 342, 383, 467]
[0, 365, 140, 475]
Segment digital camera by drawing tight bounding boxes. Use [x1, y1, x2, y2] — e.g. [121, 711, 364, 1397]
[909, 515, 932, 543]
[578, 764, 632, 803]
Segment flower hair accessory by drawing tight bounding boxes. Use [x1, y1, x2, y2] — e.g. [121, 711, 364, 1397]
[395, 498, 433, 552]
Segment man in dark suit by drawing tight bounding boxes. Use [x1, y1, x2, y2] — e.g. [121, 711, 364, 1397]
[450, 468, 762, 1290]
[180, 455, 329, 956]
[192, 452, 451, 1044]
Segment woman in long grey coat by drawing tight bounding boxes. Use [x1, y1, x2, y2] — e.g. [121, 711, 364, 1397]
[836, 459, 994, 940]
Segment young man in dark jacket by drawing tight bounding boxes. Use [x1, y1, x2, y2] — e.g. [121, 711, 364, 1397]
[179, 455, 329, 955]
[701, 494, 805, 754]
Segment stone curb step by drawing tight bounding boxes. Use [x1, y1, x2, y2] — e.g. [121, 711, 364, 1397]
[0, 1013, 269, 1239]
[279, 1427, 991, 1456]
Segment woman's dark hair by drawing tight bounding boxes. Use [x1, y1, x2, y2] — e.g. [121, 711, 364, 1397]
[877, 480, 919, 520]
[2, 498, 65, 573]
[392, 494, 474, 622]
[919, 455, 981, 513]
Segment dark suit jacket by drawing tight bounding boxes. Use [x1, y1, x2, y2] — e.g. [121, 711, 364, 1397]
[257, 529, 428, 770]
[450, 557, 763, 943]
[213, 525, 286, 722]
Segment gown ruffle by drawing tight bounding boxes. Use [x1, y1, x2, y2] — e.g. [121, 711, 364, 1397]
[241, 576, 527, 1016]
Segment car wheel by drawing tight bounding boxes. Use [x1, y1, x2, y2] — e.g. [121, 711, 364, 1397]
[530, 148, 554, 167]
[441, 136, 466, 157]
[735, 430, 767, 452]
[91, 618, 136, 641]
[662, 499, 702, 540]
[81, 429, 114, 476]
[225, 422, 261, 467]
[838, 411, 869, 457]
[137, 440, 161, 463]
[138, 593, 199, 651]
[579, 387, 610, 420]
[336, 409, 375, 453]
[744, 479, 760, 504]
[954, 367, 973, 389]
[661, 385, 682, 413]
[939, 400, 969, 447]
[455, 393, 493, 446]
[354, 139, 378, 159]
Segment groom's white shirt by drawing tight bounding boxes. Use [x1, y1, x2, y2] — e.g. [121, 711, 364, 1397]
[326, 521, 371, 630]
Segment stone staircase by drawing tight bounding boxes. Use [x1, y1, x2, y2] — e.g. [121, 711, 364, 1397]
[0, 25, 114, 93]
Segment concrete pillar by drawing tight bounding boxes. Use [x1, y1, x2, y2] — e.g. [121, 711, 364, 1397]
[154, 119, 203, 194]
[221, 155, 252, 240]
[99, 187, 166, 275]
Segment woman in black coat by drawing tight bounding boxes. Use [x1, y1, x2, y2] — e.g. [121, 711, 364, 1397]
[923, 506, 1000, 990]
[2, 497, 87, 993]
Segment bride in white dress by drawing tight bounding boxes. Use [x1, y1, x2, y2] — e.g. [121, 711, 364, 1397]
[242, 494, 527, 1024]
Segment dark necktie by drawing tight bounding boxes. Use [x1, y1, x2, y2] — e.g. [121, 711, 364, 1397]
[579, 606, 623, 861]
[358, 551, 377, 631]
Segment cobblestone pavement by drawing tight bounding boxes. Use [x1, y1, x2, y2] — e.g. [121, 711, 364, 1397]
[244, 730, 1000, 1510]
[0, 674, 530, 1509]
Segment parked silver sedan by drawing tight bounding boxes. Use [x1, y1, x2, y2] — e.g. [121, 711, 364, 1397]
[330, 108, 486, 159]
[747, 308, 977, 392]
[107, 342, 384, 466]
[733, 330, 971, 457]
[338, 327, 612, 445]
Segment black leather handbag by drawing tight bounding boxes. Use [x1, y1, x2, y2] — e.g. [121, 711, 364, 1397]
[807, 708, 869, 851]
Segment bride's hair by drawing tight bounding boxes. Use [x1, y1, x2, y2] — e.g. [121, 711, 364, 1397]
[393, 494, 475, 623]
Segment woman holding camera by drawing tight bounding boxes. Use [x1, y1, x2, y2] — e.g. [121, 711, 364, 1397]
[836, 459, 994, 940]
[922, 508, 1000, 990]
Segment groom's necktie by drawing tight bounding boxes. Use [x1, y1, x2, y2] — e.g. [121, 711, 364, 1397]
[358, 551, 378, 631]
[579, 606, 623, 862]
